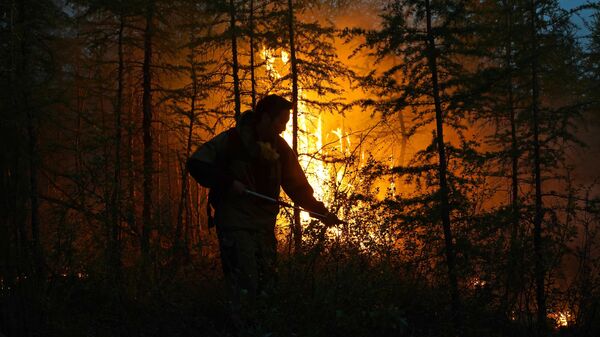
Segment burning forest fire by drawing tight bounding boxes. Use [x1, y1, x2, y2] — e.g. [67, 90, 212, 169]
[261, 45, 355, 231]
[2, 0, 599, 336]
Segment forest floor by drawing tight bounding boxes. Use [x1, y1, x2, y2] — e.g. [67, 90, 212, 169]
[1, 254, 581, 337]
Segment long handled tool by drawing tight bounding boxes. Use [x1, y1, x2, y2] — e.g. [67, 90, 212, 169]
[244, 189, 345, 223]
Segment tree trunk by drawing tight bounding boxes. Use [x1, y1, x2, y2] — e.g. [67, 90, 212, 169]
[99, 55, 112, 281]
[577, 190, 593, 333]
[529, 0, 546, 334]
[175, 36, 197, 265]
[17, 0, 44, 278]
[287, 0, 302, 252]
[142, 0, 155, 276]
[71, 19, 84, 275]
[126, 60, 137, 245]
[424, 0, 461, 330]
[109, 10, 125, 282]
[502, 0, 521, 318]
[249, 0, 256, 109]
[229, 0, 241, 120]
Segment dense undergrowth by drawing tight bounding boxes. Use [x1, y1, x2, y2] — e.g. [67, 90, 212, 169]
[2, 245, 591, 337]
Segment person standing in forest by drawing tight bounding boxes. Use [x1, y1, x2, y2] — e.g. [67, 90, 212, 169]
[187, 94, 340, 326]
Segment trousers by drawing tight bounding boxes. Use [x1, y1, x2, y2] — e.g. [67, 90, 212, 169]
[216, 228, 277, 308]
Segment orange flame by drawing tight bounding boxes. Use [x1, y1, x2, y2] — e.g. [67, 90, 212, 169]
[261, 46, 353, 236]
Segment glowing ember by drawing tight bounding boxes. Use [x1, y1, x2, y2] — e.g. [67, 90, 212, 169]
[548, 310, 572, 328]
[468, 276, 487, 288]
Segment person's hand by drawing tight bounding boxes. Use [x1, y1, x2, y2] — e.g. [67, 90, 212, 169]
[320, 210, 342, 226]
[230, 180, 246, 196]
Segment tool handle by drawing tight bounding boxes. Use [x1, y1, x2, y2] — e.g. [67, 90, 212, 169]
[244, 189, 346, 224]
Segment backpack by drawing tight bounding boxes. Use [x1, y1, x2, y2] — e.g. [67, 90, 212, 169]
[207, 128, 243, 228]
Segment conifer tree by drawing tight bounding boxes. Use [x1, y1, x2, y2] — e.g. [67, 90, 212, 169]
[1, 0, 66, 279]
[476, 0, 591, 330]
[141, 0, 155, 276]
[348, 0, 497, 328]
[287, 0, 303, 251]
[588, 10, 600, 106]
[163, 0, 224, 271]
[229, 0, 242, 120]
[472, 0, 532, 319]
[521, 2, 586, 332]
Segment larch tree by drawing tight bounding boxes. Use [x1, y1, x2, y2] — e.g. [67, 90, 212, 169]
[141, 0, 155, 276]
[524, 1, 588, 332]
[347, 0, 499, 329]
[229, 0, 242, 120]
[280, 0, 353, 251]
[163, 0, 225, 274]
[1, 0, 66, 280]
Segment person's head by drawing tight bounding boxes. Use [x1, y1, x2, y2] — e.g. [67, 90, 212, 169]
[254, 94, 292, 140]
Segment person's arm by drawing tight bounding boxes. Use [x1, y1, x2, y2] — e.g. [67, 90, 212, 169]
[278, 138, 339, 224]
[187, 131, 234, 191]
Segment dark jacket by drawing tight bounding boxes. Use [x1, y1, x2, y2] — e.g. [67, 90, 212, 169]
[187, 110, 327, 231]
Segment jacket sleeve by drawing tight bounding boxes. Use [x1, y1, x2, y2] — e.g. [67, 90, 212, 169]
[186, 131, 234, 191]
[279, 138, 328, 216]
